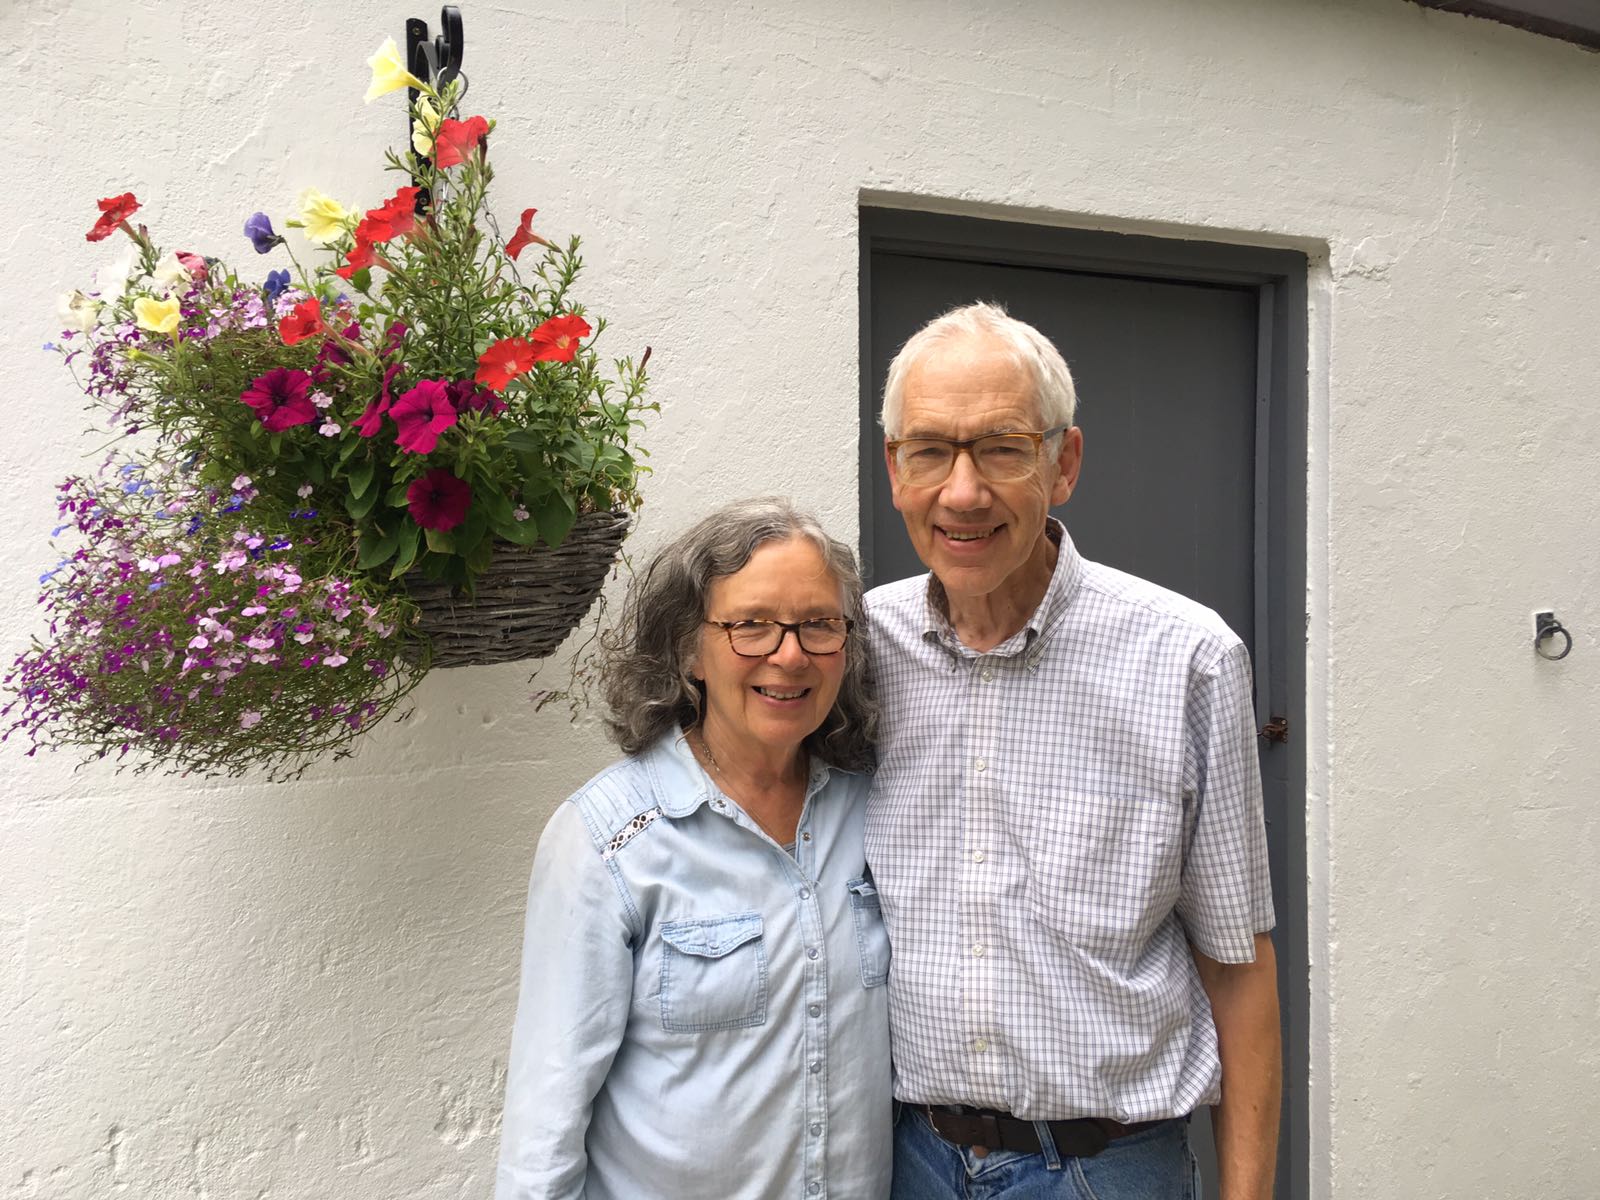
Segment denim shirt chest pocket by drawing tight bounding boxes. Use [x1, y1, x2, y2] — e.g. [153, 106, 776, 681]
[846, 876, 890, 988]
[658, 912, 768, 1032]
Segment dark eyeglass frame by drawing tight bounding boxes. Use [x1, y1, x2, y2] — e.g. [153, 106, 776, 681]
[703, 618, 854, 657]
[886, 423, 1073, 485]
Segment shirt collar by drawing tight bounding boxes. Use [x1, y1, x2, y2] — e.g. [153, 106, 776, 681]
[918, 517, 1084, 660]
[644, 728, 839, 819]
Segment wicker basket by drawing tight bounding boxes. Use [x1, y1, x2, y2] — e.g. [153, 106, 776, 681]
[407, 510, 631, 669]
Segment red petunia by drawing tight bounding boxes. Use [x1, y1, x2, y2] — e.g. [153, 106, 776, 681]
[433, 116, 489, 169]
[407, 468, 472, 531]
[278, 298, 325, 346]
[390, 380, 458, 454]
[85, 192, 140, 242]
[335, 237, 376, 280]
[505, 207, 549, 261]
[528, 314, 592, 364]
[474, 335, 537, 393]
[354, 186, 421, 246]
[240, 368, 317, 432]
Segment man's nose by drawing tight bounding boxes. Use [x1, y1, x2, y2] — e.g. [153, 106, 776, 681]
[939, 447, 990, 509]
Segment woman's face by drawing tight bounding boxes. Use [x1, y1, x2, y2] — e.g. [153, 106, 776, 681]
[693, 536, 849, 760]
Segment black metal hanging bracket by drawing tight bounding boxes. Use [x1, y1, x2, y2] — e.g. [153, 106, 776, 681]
[405, 7, 465, 209]
[407, 7, 464, 92]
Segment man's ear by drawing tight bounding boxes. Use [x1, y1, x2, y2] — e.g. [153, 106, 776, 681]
[1049, 426, 1084, 507]
[885, 438, 906, 512]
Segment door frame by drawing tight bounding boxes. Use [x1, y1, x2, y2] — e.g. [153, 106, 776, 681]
[858, 206, 1310, 1200]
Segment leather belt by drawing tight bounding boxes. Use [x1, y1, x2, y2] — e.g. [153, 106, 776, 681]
[920, 1105, 1163, 1158]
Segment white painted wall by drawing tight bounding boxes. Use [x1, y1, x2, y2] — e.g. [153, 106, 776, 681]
[5, 0, 1596, 1195]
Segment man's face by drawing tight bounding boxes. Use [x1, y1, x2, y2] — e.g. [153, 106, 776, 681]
[886, 333, 1083, 605]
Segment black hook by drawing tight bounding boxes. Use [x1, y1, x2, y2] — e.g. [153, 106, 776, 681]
[407, 8, 464, 90]
[1534, 611, 1572, 661]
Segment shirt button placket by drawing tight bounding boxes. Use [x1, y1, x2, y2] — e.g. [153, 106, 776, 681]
[797, 862, 827, 1190]
[963, 654, 1002, 1085]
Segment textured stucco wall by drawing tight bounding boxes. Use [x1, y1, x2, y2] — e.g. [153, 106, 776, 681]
[4, 0, 1597, 1196]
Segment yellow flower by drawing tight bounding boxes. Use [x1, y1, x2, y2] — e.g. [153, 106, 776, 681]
[297, 188, 353, 245]
[133, 295, 181, 335]
[411, 96, 440, 157]
[365, 37, 425, 103]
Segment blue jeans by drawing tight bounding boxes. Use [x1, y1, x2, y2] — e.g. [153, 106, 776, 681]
[890, 1105, 1201, 1200]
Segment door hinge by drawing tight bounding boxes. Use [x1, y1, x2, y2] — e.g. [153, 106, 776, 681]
[1258, 715, 1289, 744]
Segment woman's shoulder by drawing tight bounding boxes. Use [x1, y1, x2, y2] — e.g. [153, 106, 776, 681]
[558, 752, 663, 849]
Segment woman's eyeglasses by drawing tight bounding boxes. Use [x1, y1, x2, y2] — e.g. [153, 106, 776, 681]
[704, 618, 853, 657]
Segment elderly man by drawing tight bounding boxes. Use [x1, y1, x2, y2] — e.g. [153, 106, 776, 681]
[864, 302, 1281, 1199]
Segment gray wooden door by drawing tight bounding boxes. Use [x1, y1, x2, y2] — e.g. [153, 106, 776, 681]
[859, 210, 1307, 1199]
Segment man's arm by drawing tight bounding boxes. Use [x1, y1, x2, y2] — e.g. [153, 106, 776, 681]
[1193, 932, 1282, 1200]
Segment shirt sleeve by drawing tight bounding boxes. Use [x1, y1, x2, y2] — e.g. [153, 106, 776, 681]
[1175, 640, 1276, 963]
[495, 802, 637, 1200]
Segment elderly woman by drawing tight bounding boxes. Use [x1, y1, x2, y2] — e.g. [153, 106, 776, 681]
[495, 498, 890, 1200]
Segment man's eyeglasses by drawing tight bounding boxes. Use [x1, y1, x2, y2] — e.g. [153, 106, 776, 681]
[704, 618, 853, 657]
[886, 424, 1071, 487]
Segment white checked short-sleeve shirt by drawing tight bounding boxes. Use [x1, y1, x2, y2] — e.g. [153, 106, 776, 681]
[864, 520, 1275, 1123]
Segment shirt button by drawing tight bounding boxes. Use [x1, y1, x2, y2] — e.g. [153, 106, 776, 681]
[807, 947, 819, 960]
[981, 668, 994, 682]
[808, 1184, 821, 1196]
[799, 888, 811, 900]
[972, 943, 985, 957]
[973, 1038, 989, 1053]
[808, 1004, 821, 1017]
[801, 832, 812, 842]
[972, 850, 986, 863]
[810, 1122, 822, 1136]
[974, 757, 986, 772]
[809, 1060, 821, 1073]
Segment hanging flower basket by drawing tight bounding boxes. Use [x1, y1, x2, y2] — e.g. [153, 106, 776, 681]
[3, 32, 655, 779]
[408, 512, 630, 668]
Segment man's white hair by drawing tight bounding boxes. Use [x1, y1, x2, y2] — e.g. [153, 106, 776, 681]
[880, 301, 1078, 439]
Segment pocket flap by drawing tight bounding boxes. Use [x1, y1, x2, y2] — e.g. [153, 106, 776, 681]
[846, 875, 879, 900]
[660, 912, 764, 958]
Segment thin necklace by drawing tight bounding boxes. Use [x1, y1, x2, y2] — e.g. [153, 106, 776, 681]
[689, 725, 725, 777]
[690, 726, 800, 847]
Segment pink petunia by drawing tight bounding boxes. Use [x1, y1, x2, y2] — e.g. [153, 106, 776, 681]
[390, 379, 458, 454]
[239, 368, 317, 431]
[353, 363, 405, 438]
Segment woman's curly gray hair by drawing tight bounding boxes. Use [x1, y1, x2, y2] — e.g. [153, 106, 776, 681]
[601, 497, 877, 773]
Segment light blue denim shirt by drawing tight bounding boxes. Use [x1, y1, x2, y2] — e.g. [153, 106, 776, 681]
[495, 730, 892, 1200]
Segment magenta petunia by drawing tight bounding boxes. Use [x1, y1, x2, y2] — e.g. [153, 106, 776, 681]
[390, 379, 458, 454]
[406, 468, 472, 531]
[446, 377, 507, 416]
[353, 363, 404, 438]
[239, 368, 317, 432]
